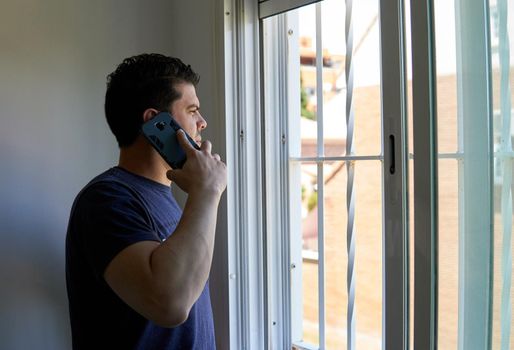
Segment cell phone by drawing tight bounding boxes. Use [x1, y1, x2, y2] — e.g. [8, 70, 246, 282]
[141, 112, 200, 169]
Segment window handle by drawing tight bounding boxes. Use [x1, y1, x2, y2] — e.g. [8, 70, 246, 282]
[389, 134, 396, 174]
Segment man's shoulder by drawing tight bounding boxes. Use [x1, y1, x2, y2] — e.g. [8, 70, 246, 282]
[68, 166, 175, 233]
[71, 168, 140, 212]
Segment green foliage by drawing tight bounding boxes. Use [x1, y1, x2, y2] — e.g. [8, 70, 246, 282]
[307, 191, 318, 212]
[301, 75, 316, 121]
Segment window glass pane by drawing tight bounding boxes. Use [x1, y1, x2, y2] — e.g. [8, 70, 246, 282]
[322, 160, 348, 350]
[320, 0, 346, 156]
[300, 161, 319, 253]
[301, 252, 320, 345]
[297, 0, 381, 158]
[299, 161, 320, 346]
[302, 250, 319, 344]
[437, 158, 459, 348]
[291, 162, 319, 345]
[432, 1, 460, 348]
[434, 1, 458, 154]
[490, 0, 514, 348]
[299, 4, 318, 157]
[432, 0, 479, 348]
[265, 0, 384, 348]
[434, 0, 458, 153]
[352, 160, 383, 349]
[293, 0, 383, 348]
[350, 1, 381, 157]
[298, 160, 383, 349]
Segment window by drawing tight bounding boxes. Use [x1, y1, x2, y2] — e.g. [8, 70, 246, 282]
[262, 1, 397, 349]
[225, 0, 514, 349]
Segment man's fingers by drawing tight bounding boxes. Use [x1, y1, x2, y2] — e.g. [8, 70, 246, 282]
[176, 129, 196, 154]
[166, 169, 176, 181]
[200, 140, 212, 154]
[213, 153, 221, 161]
[177, 129, 214, 156]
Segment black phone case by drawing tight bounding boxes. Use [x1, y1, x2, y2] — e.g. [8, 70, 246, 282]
[141, 112, 200, 169]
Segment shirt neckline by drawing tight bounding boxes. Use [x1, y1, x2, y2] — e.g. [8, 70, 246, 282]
[112, 166, 171, 193]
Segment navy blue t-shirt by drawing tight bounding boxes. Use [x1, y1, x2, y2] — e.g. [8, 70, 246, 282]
[65, 167, 215, 350]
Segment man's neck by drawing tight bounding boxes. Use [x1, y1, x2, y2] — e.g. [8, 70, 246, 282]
[118, 136, 172, 186]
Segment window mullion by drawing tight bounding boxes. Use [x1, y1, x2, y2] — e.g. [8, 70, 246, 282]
[314, 3, 327, 350]
[285, 10, 304, 349]
[378, 0, 409, 349]
[227, 0, 267, 349]
[410, 0, 439, 348]
[262, 12, 294, 350]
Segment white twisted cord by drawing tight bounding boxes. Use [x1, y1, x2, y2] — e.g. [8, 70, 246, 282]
[345, 0, 356, 349]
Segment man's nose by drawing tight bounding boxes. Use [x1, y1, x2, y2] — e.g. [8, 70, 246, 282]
[198, 114, 207, 130]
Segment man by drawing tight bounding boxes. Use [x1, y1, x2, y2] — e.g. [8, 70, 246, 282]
[65, 53, 226, 349]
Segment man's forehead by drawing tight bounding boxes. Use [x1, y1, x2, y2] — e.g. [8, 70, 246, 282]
[184, 95, 200, 108]
[171, 84, 200, 109]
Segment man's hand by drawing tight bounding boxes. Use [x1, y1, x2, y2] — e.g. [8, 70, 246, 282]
[166, 130, 227, 197]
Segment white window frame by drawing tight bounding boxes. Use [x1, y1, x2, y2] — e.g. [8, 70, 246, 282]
[453, 0, 494, 348]
[259, 1, 410, 349]
[224, 0, 266, 349]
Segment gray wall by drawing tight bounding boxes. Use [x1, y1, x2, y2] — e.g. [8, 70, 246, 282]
[168, 2, 230, 349]
[165, 0, 230, 350]
[0, 1, 228, 349]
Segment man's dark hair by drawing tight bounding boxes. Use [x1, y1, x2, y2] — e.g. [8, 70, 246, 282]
[105, 53, 200, 147]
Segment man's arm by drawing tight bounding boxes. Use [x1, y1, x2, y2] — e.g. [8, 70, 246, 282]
[104, 130, 226, 327]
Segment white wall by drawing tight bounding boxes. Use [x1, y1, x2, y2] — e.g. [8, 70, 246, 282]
[0, 0, 228, 349]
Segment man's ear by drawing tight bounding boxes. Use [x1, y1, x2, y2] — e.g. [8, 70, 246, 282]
[142, 108, 160, 123]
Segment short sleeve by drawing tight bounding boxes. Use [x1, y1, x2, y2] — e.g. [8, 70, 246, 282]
[72, 181, 160, 278]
